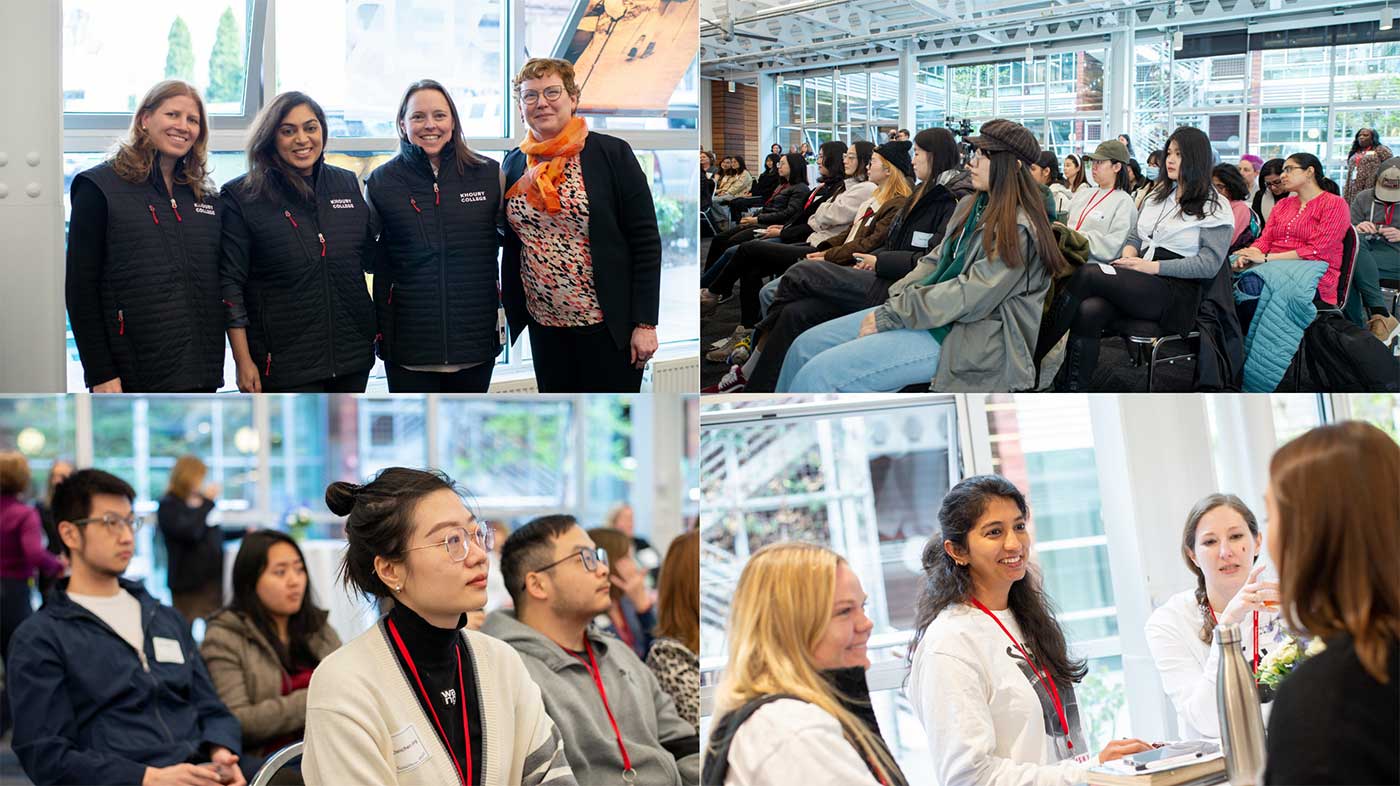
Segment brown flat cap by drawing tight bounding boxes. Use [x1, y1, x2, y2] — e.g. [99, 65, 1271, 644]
[965, 118, 1041, 166]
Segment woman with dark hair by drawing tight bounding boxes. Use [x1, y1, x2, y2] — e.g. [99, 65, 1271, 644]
[710, 130, 964, 393]
[366, 79, 503, 393]
[1031, 152, 1072, 216]
[704, 153, 810, 272]
[220, 91, 378, 393]
[1343, 127, 1393, 203]
[66, 80, 225, 393]
[1252, 158, 1288, 226]
[715, 156, 754, 201]
[201, 530, 342, 764]
[771, 143, 783, 157]
[1117, 134, 1135, 159]
[909, 475, 1152, 785]
[1233, 153, 1350, 306]
[775, 120, 1068, 392]
[1062, 140, 1138, 264]
[503, 58, 663, 392]
[1036, 126, 1235, 391]
[751, 153, 783, 201]
[1262, 422, 1399, 785]
[302, 468, 573, 785]
[1212, 163, 1256, 249]
[1063, 154, 1087, 194]
[1144, 494, 1287, 741]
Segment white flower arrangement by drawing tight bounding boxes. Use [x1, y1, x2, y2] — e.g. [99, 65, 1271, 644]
[283, 506, 313, 539]
[1256, 634, 1326, 689]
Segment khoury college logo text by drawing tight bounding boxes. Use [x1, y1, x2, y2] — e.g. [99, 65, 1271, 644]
[460, 191, 488, 204]
[193, 203, 216, 216]
[330, 198, 356, 210]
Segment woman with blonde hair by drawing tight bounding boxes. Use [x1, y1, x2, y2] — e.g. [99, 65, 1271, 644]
[157, 454, 241, 625]
[703, 541, 908, 786]
[1263, 422, 1399, 785]
[648, 530, 700, 727]
[66, 80, 226, 393]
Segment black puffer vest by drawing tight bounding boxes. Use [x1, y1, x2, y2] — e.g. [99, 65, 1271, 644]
[220, 163, 376, 388]
[366, 140, 503, 366]
[75, 161, 225, 391]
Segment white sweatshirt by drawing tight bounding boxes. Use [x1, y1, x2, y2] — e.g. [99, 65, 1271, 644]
[808, 179, 878, 247]
[1143, 588, 1286, 741]
[1064, 187, 1138, 264]
[724, 699, 884, 786]
[909, 604, 1091, 786]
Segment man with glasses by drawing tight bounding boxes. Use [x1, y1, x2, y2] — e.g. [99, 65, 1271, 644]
[6, 469, 244, 786]
[1349, 155, 1400, 346]
[483, 514, 699, 786]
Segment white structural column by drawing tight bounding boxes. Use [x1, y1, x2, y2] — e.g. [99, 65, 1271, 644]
[0, 0, 65, 392]
[700, 78, 714, 150]
[1087, 393, 1220, 742]
[899, 40, 917, 136]
[758, 73, 778, 160]
[1106, 29, 1134, 142]
[633, 394, 686, 555]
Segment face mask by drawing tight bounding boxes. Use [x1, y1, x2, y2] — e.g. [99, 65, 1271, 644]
[1145, 166, 1160, 180]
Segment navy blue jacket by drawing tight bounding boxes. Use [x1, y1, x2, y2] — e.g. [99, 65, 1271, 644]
[6, 578, 241, 786]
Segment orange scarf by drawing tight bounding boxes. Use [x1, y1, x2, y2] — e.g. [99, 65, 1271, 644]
[505, 116, 590, 214]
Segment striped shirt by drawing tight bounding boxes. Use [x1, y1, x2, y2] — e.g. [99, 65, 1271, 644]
[1251, 191, 1350, 304]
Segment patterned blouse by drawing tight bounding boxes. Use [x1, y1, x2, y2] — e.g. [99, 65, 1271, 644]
[505, 154, 605, 327]
[1345, 144, 1394, 203]
[645, 636, 699, 728]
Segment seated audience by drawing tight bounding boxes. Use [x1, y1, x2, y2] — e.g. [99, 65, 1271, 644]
[1348, 155, 1400, 344]
[1064, 153, 1088, 196]
[7, 469, 244, 786]
[1032, 152, 1072, 216]
[1061, 139, 1139, 264]
[1252, 158, 1288, 226]
[775, 119, 1068, 393]
[647, 530, 700, 728]
[1212, 163, 1259, 250]
[586, 527, 657, 660]
[201, 530, 342, 767]
[484, 515, 700, 786]
[1239, 154, 1264, 201]
[1232, 153, 1349, 307]
[703, 153, 810, 276]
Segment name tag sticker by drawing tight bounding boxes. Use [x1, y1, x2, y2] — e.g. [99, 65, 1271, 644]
[391, 725, 430, 773]
[911, 231, 933, 248]
[153, 637, 185, 664]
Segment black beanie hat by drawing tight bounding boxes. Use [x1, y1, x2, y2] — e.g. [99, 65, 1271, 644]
[874, 139, 915, 181]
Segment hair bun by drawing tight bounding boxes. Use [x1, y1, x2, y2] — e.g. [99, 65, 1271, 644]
[325, 481, 360, 516]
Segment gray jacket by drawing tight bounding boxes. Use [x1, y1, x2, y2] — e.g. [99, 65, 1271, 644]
[481, 610, 700, 786]
[872, 199, 1051, 391]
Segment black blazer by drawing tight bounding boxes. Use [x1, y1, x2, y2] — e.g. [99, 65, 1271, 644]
[502, 132, 662, 352]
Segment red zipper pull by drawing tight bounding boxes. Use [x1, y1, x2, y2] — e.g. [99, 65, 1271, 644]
[284, 210, 299, 229]
[433, 182, 440, 206]
[318, 233, 326, 257]
[411, 197, 421, 214]
[118, 309, 125, 335]
[265, 353, 272, 376]
[170, 198, 182, 223]
[148, 205, 159, 225]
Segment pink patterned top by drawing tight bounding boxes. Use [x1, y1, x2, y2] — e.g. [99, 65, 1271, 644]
[1251, 191, 1350, 305]
[505, 154, 605, 327]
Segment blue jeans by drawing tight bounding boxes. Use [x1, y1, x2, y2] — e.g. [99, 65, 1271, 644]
[759, 276, 782, 318]
[701, 246, 739, 289]
[776, 307, 943, 391]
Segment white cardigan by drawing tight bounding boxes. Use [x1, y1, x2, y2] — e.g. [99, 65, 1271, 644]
[1144, 588, 1286, 741]
[808, 179, 878, 247]
[723, 699, 883, 786]
[303, 620, 574, 786]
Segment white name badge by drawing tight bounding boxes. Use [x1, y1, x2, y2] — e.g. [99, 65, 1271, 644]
[911, 231, 934, 248]
[391, 725, 430, 773]
[153, 637, 185, 664]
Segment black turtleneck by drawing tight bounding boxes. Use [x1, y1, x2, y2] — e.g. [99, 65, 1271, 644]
[384, 603, 483, 786]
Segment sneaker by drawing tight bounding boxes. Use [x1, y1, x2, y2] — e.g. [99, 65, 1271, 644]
[1368, 313, 1400, 347]
[700, 289, 721, 317]
[727, 333, 753, 365]
[702, 365, 747, 393]
[705, 327, 750, 362]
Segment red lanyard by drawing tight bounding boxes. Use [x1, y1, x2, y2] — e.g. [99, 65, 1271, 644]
[1383, 202, 1395, 227]
[968, 598, 1073, 750]
[567, 639, 636, 782]
[388, 620, 473, 786]
[804, 187, 823, 210]
[1074, 189, 1114, 232]
[1207, 607, 1260, 673]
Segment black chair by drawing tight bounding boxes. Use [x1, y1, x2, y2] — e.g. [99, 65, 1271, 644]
[250, 741, 304, 786]
[1292, 225, 1360, 389]
[1108, 319, 1200, 392]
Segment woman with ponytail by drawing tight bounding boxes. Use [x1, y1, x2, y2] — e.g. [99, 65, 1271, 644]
[1232, 152, 1351, 306]
[704, 542, 907, 786]
[1143, 494, 1288, 741]
[301, 468, 574, 786]
[908, 475, 1152, 786]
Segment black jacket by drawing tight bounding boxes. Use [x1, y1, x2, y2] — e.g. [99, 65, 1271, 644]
[754, 183, 811, 226]
[219, 162, 378, 389]
[366, 141, 503, 367]
[777, 180, 844, 244]
[502, 132, 661, 352]
[6, 578, 241, 786]
[751, 167, 781, 201]
[66, 160, 225, 391]
[156, 494, 223, 594]
[874, 180, 964, 281]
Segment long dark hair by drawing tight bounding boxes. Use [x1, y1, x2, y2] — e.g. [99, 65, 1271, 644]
[1212, 163, 1249, 202]
[1064, 154, 1087, 191]
[1149, 126, 1220, 220]
[329, 467, 464, 598]
[1035, 151, 1065, 186]
[763, 153, 781, 173]
[817, 141, 847, 186]
[1127, 158, 1143, 189]
[1285, 152, 1341, 196]
[781, 152, 808, 186]
[1348, 127, 1382, 158]
[396, 79, 487, 175]
[1179, 494, 1260, 645]
[849, 140, 875, 183]
[229, 530, 329, 672]
[732, 155, 748, 174]
[908, 127, 961, 207]
[909, 475, 1086, 686]
[243, 91, 327, 204]
[953, 150, 1069, 276]
[1118, 133, 1135, 158]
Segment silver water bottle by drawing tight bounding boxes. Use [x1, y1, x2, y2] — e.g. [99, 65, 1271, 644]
[1216, 623, 1266, 786]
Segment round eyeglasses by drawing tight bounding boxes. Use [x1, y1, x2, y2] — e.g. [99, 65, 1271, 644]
[71, 512, 146, 534]
[524, 547, 610, 590]
[519, 86, 566, 106]
[405, 526, 494, 562]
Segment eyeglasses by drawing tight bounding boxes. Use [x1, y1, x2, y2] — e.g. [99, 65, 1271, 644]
[519, 86, 566, 106]
[525, 547, 609, 589]
[1280, 165, 1303, 174]
[405, 526, 493, 563]
[71, 512, 145, 534]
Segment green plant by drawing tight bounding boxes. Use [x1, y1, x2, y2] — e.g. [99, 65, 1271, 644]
[164, 17, 194, 82]
[207, 7, 244, 103]
[654, 196, 683, 238]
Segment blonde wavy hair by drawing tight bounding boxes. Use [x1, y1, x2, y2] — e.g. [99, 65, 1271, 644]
[715, 541, 901, 784]
[872, 153, 913, 208]
[109, 80, 213, 202]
